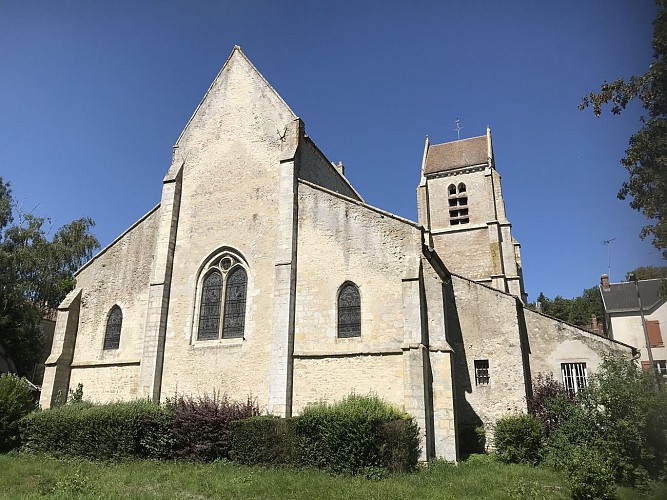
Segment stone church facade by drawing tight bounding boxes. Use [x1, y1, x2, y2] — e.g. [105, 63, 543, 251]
[41, 47, 633, 460]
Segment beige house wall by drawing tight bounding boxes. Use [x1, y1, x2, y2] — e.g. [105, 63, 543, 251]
[609, 302, 667, 366]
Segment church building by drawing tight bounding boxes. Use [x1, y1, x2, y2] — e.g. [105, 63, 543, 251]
[41, 47, 634, 460]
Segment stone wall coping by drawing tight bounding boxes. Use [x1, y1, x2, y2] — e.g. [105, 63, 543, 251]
[293, 348, 403, 358]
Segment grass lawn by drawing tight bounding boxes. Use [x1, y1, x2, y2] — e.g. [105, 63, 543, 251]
[1, 453, 665, 499]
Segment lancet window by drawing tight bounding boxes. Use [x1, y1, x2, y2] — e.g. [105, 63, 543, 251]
[103, 305, 122, 350]
[338, 282, 361, 338]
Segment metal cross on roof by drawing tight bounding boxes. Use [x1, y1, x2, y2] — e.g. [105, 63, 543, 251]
[454, 117, 463, 140]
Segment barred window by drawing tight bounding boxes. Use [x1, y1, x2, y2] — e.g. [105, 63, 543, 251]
[103, 305, 122, 350]
[222, 267, 247, 339]
[196, 252, 248, 341]
[448, 183, 469, 225]
[474, 359, 489, 385]
[338, 282, 361, 338]
[561, 362, 587, 395]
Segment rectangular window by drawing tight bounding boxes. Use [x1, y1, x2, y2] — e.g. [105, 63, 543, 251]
[647, 320, 663, 347]
[474, 359, 489, 385]
[654, 360, 667, 376]
[561, 362, 587, 395]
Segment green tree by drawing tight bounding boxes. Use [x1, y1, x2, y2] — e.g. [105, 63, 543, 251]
[0, 177, 99, 378]
[531, 286, 603, 331]
[580, 0, 667, 258]
[625, 265, 667, 281]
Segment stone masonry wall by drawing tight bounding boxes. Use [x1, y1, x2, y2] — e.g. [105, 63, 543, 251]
[293, 181, 422, 412]
[158, 50, 298, 405]
[524, 308, 634, 379]
[64, 207, 160, 403]
[447, 276, 528, 434]
[298, 136, 359, 200]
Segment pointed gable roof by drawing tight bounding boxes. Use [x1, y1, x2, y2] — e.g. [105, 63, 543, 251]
[424, 135, 489, 175]
[174, 46, 297, 149]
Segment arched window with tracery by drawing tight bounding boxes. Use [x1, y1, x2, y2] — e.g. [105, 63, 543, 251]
[104, 305, 123, 350]
[195, 252, 249, 341]
[338, 282, 361, 338]
[448, 182, 469, 225]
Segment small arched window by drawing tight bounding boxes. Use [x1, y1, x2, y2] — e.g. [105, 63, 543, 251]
[448, 182, 469, 225]
[338, 282, 361, 338]
[222, 267, 247, 339]
[104, 305, 122, 350]
[195, 251, 249, 341]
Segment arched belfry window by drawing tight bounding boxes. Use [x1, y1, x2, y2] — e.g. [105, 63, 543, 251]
[104, 305, 122, 350]
[448, 182, 469, 225]
[338, 282, 361, 338]
[196, 251, 248, 341]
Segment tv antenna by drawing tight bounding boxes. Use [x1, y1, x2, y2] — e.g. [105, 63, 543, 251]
[454, 117, 463, 140]
[602, 238, 616, 280]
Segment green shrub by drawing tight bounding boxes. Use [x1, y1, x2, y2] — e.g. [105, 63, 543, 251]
[230, 416, 292, 465]
[566, 446, 616, 500]
[138, 404, 175, 459]
[0, 373, 37, 451]
[291, 394, 420, 473]
[542, 354, 667, 487]
[20, 399, 163, 459]
[493, 413, 543, 464]
[169, 393, 260, 461]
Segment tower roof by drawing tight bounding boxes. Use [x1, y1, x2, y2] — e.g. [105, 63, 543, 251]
[423, 135, 489, 175]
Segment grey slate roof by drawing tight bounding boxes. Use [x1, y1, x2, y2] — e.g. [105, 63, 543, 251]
[601, 279, 665, 313]
[424, 135, 488, 175]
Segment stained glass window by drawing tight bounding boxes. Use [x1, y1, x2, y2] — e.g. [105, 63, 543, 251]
[198, 270, 223, 340]
[222, 267, 247, 339]
[104, 305, 122, 350]
[338, 283, 361, 338]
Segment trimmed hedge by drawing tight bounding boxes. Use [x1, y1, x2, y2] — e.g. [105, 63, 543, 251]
[20, 400, 163, 459]
[0, 373, 37, 452]
[229, 395, 420, 473]
[230, 416, 292, 465]
[291, 394, 419, 473]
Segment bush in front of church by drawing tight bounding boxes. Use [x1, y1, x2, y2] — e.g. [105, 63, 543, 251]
[229, 416, 292, 465]
[168, 393, 261, 461]
[0, 373, 37, 452]
[19, 399, 163, 459]
[290, 394, 420, 473]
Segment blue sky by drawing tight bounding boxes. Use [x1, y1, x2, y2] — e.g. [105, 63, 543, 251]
[0, 0, 662, 301]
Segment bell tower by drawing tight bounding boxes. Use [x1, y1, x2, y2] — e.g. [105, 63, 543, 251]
[417, 128, 527, 302]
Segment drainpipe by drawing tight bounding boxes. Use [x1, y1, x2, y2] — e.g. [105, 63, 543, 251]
[629, 273, 657, 385]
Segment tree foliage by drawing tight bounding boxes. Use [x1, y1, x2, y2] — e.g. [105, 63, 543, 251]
[580, 0, 667, 258]
[625, 265, 667, 281]
[0, 177, 99, 378]
[530, 286, 603, 331]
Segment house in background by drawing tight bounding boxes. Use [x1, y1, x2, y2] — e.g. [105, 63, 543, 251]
[600, 275, 667, 376]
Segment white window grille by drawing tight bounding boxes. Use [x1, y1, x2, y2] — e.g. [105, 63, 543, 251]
[474, 359, 489, 385]
[561, 362, 587, 395]
[655, 360, 667, 376]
